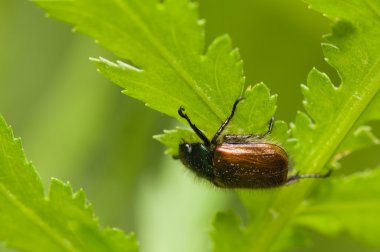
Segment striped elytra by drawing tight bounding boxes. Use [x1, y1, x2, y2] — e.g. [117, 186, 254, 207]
[212, 142, 288, 188]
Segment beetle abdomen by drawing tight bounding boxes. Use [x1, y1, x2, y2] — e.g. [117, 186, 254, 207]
[212, 143, 288, 188]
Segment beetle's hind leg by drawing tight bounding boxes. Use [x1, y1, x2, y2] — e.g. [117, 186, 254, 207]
[256, 117, 274, 139]
[285, 169, 332, 185]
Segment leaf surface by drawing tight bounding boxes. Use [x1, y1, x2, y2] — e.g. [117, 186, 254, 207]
[296, 168, 380, 246]
[35, 0, 284, 149]
[36, 0, 246, 137]
[240, 1, 380, 250]
[33, 0, 380, 251]
[213, 1, 380, 251]
[291, 0, 380, 173]
[0, 116, 138, 252]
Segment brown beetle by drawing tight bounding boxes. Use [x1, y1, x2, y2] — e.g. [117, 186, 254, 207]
[178, 99, 330, 188]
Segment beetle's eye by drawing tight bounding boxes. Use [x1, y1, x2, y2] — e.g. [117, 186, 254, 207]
[186, 144, 192, 153]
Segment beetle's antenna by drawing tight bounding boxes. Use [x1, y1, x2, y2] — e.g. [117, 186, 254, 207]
[286, 169, 332, 185]
[211, 98, 243, 145]
[178, 107, 211, 146]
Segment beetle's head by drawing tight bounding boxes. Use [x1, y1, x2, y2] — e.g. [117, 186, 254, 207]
[178, 143, 214, 180]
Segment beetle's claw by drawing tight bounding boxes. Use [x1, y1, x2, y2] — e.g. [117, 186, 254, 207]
[178, 107, 186, 117]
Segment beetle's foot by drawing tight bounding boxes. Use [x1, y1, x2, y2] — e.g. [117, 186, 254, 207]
[178, 107, 187, 118]
[285, 172, 301, 185]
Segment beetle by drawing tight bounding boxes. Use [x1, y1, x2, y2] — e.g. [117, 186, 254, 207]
[177, 99, 331, 188]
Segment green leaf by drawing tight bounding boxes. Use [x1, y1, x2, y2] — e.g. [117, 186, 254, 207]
[358, 91, 380, 124]
[214, 169, 380, 251]
[0, 115, 138, 252]
[33, 0, 380, 251]
[334, 91, 380, 167]
[333, 125, 379, 168]
[292, 1, 380, 173]
[153, 128, 198, 157]
[238, 1, 380, 251]
[295, 168, 380, 246]
[35, 0, 286, 151]
[210, 212, 248, 252]
[35, 0, 245, 138]
[227, 83, 277, 136]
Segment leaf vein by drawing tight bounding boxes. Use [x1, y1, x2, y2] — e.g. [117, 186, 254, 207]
[0, 184, 79, 252]
[112, 0, 225, 121]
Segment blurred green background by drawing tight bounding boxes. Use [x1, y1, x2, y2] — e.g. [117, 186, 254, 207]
[1, 0, 379, 252]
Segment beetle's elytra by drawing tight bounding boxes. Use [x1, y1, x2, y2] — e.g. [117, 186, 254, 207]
[177, 99, 330, 188]
[213, 143, 288, 188]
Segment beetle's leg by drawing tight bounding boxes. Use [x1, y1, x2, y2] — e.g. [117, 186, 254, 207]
[178, 107, 211, 146]
[285, 169, 332, 185]
[257, 117, 274, 139]
[211, 98, 243, 145]
[224, 134, 251, 142]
